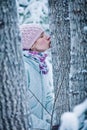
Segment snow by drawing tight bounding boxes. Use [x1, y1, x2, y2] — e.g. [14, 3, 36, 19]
[60, 99, 87, 130]
[18, 0, 49, 32]
[83, 26, 87, 32]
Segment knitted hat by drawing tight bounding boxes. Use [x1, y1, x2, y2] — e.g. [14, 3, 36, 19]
[20, 24, 44, 50]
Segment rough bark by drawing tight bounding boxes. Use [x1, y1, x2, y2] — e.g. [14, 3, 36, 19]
[0, 0, 31, 130]
[69, 0, 87, 110]
[48, 0, 71, 123]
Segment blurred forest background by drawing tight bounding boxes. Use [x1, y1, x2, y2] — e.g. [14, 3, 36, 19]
[18, 0, 49, 32]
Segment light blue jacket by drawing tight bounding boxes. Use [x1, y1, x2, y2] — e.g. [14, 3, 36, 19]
[23, 51, 55, 130]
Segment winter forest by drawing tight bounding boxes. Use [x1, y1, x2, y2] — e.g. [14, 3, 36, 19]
[0, 0, 87, 130]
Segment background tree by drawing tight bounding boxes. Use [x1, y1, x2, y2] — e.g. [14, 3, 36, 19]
[48, 0, 71, 124]
[69, 0, 87, 109]
[48, 0, 87, 125]
[0, 0, 31, 130]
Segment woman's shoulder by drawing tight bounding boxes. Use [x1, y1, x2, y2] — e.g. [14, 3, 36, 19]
[23, 50, 37, 65]
[23, 56, 40, 74]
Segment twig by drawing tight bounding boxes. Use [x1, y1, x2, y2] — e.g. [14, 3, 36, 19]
[28, 88, 51, 116]
[50, 73, 65, 129]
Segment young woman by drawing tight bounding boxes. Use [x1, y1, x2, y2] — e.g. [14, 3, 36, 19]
[20, 24, 57, 130]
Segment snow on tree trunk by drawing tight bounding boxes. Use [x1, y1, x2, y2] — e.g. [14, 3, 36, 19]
[48, 0, 71, 123]
[0, 0, 31, 130]
[69, 0, 87, 110]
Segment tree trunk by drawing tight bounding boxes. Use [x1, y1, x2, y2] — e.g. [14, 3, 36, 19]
[69, 0, 87, 110]
[0, 0, 31, 130]
[48, 0, 71, 123]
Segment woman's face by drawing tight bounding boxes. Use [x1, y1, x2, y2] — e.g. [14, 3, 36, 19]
[31, 32, 51, 52]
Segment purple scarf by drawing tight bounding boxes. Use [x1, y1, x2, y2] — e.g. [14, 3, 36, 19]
[24, 50, 49, 74]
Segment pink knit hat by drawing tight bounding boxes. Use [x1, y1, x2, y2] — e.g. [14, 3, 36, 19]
[20, 24, 44, 50]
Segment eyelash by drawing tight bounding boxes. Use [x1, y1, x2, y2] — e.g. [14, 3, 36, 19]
[40, 35, 43, 38]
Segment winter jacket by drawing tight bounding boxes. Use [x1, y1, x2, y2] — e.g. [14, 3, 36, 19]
[23, 50, 55, 130]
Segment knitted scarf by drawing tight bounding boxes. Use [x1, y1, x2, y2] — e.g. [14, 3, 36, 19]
[23, 50, 49, 74]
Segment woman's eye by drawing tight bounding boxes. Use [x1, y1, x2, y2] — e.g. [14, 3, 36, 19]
[40, 35, 43, 38]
